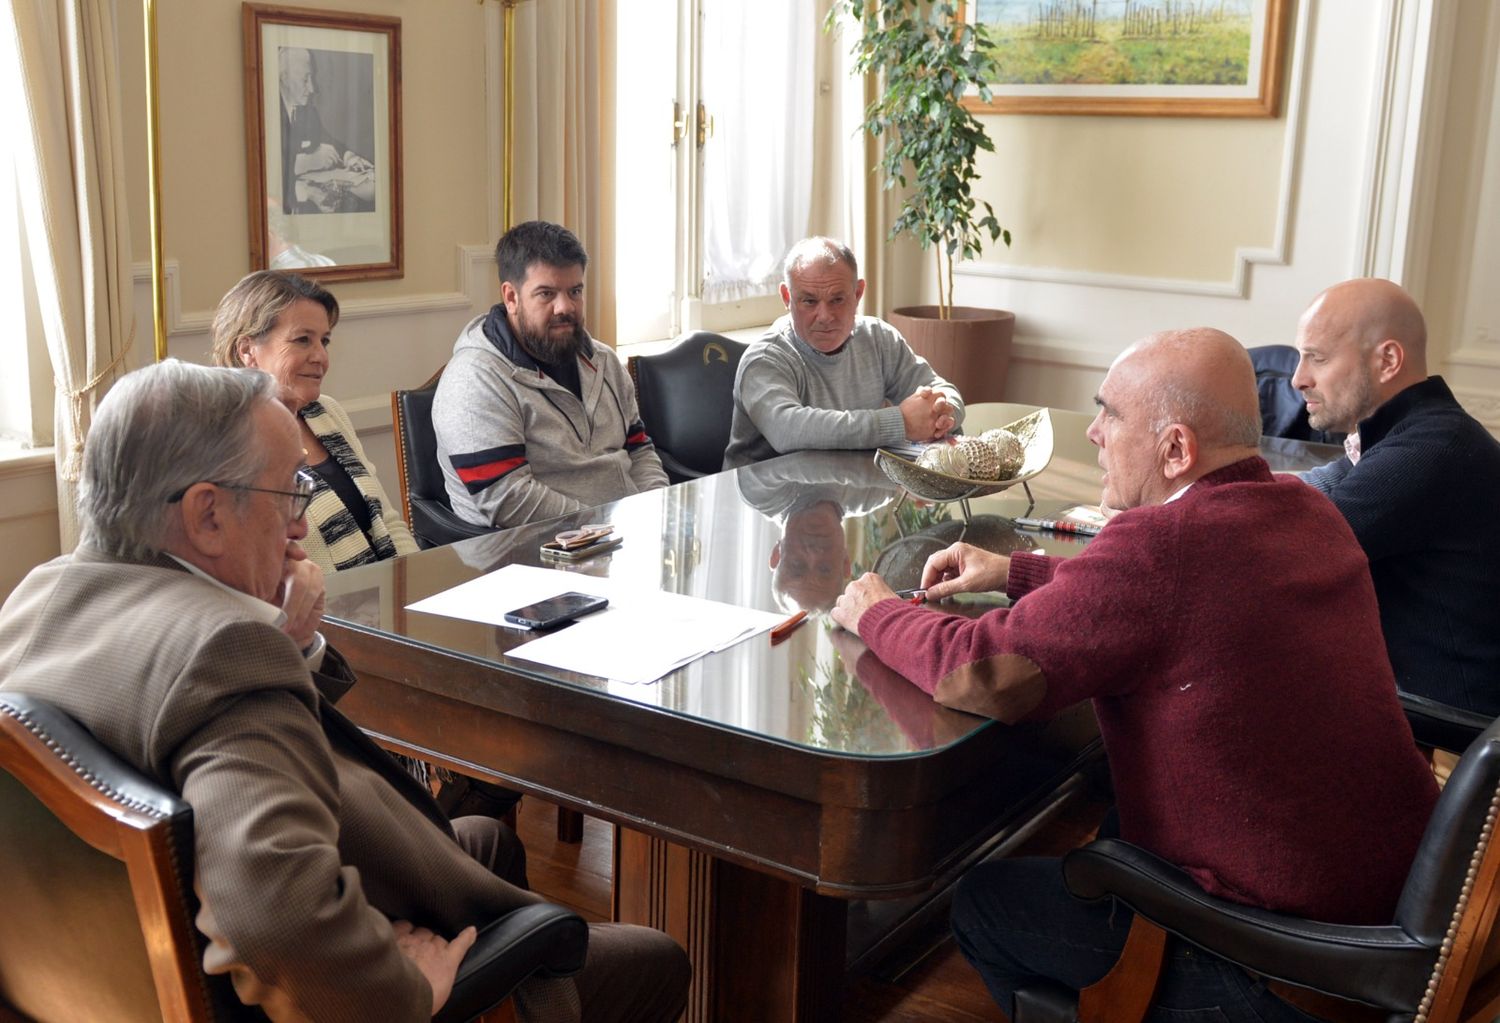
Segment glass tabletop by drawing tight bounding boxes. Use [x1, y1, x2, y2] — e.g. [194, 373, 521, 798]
[323, 408, 1340, 761]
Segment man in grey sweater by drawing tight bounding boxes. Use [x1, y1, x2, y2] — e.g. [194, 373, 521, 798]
[435, 222, 667, 529]
[722, 237, 964, 469]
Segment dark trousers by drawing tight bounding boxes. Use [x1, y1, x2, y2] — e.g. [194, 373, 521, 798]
[951, 857, 1327, 1023]
[451, 817, 691, 1023]
[453, 814, 530, 890]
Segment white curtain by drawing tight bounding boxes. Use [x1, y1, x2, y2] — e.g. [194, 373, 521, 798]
[6, 0, 133, 549]
[509, 0, 608, 335]
[700, 0, 816, 303]
[831, 10, 894, 319]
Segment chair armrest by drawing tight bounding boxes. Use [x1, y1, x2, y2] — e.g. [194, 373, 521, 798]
[410, 498, 499, 550]
[1400, 692, 1493, 755]
[433, 903, 588, 1023]
[1062, 839, 1436, 1012]
[657, 449, 706, 486]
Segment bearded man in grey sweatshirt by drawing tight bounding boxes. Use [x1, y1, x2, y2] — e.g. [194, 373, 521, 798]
[435, 221, 667, 529]
[722, 237, 965, 469]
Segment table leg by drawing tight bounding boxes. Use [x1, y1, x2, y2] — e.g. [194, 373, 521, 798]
[557, 806, 584, 843]
[614, 827, 847, 1023]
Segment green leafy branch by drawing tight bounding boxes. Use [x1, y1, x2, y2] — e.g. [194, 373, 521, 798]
[829, 0, 1013, 318]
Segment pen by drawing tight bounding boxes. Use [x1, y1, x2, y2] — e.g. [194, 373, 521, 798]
[1014, 517, 1102, 537]
[770, 610, 808, 644]
[895, 588, 928, 605]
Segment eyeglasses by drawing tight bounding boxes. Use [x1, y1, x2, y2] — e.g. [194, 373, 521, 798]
[168, 467, 318, 522]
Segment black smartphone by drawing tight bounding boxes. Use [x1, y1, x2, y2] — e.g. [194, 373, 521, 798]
[503, 591, 609, 630]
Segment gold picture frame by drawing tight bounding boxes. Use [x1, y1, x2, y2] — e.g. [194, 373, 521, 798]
[242, 3, 403, 281]
[962, 0, 1291, 118]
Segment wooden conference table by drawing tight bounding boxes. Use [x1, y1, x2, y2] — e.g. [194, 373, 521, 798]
[320, 408, 1341, 1022]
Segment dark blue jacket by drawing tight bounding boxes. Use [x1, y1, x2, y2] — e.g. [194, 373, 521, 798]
[1304, 377, 1500, 715]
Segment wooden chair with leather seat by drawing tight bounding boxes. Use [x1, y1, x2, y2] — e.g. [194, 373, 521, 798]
[1010, 716, 1500, 1023]
[0, 692, 588, 1023]
[627, 331, 749, 483]
[392, 366, 499, 550]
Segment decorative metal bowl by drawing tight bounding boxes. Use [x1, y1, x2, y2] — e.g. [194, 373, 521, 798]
[874, 408, 1055, 502]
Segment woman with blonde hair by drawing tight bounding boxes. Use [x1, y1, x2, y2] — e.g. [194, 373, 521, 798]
[211, 271, 417, 572]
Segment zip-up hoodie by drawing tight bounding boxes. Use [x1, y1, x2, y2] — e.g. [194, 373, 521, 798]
[433, 306, 667, 529]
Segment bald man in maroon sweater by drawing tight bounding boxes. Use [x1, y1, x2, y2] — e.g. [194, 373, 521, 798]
[833, 328, 1438, 1023]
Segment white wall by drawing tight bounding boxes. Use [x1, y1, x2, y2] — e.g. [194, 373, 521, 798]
[0, 0, 507, 600]
[1424, 2, 1500, 428]
[0, 454, 60, 600]
[5, 0, 1499, 600]
[920, 0, 1500, 426]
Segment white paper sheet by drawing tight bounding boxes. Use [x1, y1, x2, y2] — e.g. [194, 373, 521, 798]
[404, 564, 788, 685]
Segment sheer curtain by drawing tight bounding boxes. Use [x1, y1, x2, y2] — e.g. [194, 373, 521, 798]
[700, 0, 816, 303]
[508, 0, 610, 337]
[4, 0, 134, 549]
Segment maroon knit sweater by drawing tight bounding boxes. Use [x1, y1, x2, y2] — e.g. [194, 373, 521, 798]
[860, 457, 1438, 924]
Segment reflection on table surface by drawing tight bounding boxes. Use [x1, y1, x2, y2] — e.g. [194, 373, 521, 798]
[323, 408, 1341, 759]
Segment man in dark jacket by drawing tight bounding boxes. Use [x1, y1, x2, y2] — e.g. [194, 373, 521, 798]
[1293, 278, 1500, 715]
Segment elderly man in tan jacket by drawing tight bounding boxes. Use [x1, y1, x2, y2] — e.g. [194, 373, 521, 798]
[0, 360, 688, 1023]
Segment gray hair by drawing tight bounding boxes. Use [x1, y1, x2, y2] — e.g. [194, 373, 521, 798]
[1147, 383, 1262, 448]
[782, 237, 859, 289]
[79, 360, 278, 560]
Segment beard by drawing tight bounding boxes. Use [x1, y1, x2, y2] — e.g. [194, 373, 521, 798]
[1306, 370, 1377, 433]
[512, 305, 589, 365]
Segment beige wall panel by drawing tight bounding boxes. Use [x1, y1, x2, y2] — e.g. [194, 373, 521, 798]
[971, 114, 1284, 281]
[1423, 3, 1498, 367]
[0, 461, 61, 603]
[123, 0, 492, 312]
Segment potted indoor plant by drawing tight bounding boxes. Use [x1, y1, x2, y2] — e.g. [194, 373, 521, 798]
[831, 0, 1016, 402]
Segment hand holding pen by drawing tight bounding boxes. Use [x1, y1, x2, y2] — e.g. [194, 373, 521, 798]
[919, 541, 1011, 602]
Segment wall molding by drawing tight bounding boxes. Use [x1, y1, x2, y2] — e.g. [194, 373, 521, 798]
[486, 0, 503, 243]
[1449, 342, 1500, 370]
[1354, 0, 1448, 283]
[1449, 8, 1500, 389]
[130, 245, 495, 340]
[1011, 338, 1113, 371]
[956, 0, 1314, 300]
[957, 256, 1281, 299]
[0, 449, 55, 483]
[1451, 386, 1500, 428]
[0, 455, 58, 522]
[340, 393, 397, 435]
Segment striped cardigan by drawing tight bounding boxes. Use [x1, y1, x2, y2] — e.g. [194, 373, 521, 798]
[298, 395, 418, 573]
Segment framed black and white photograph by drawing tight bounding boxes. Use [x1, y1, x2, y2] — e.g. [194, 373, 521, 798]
[242, 4, 402, 280]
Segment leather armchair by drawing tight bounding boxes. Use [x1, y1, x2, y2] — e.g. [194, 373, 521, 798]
[1401, 691, 1495, 757]
[1248, 345, 1345, 445]
[0, 692, 587, 1023]
[392, 367, 499, 549]
[435, 904, 587, 1023]
[1012, 717, 1500, 1023]
[628, 331, 749, 483]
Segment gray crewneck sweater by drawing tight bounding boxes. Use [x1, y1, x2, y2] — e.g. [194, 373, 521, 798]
[722, 314, 964, 469]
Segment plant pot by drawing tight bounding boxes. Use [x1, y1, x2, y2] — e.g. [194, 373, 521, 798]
[888, 306, 1016, 405]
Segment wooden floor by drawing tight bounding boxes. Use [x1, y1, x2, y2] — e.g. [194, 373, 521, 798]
[515, 792, 1107, 1023]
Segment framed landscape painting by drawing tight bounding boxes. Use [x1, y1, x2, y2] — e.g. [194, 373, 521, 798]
[242, 3, 403, 280]
[963, 0, 1291, 117]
